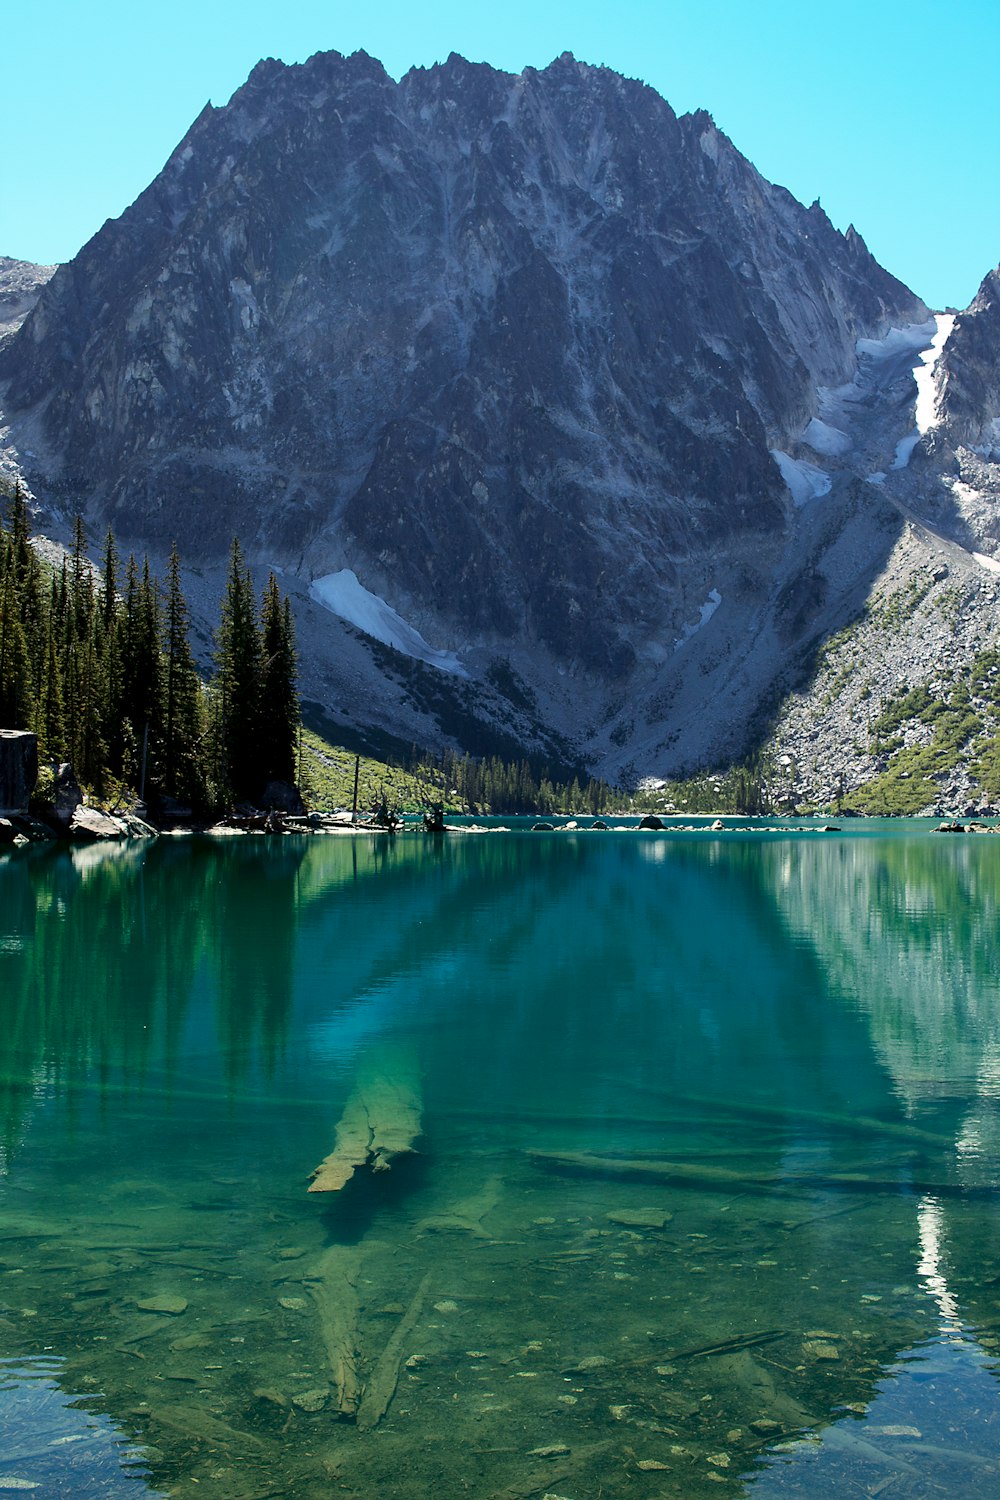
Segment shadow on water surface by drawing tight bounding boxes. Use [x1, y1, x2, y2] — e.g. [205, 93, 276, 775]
[1, 828, 999, 1497]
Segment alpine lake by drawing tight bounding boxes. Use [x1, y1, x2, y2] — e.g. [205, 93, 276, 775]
[2, 819, 1000, 1500]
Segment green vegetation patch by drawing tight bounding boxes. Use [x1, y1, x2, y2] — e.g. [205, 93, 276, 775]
[842, 653, 1000, 815]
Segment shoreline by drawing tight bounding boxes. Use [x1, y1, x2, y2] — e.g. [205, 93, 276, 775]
[4, 809, 1000, 850]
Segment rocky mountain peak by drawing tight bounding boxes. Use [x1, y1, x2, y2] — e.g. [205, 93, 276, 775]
[0, 51, 945, 776]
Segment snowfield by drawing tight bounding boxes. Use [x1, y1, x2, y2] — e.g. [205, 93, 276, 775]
[770, 450, 832, 506]
[913, 313, 956, 434]
[674, 588, 722, 651]
[309, 570, 468, 677]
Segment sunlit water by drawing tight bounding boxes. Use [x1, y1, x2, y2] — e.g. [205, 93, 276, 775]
[1, 822, 999, 1498]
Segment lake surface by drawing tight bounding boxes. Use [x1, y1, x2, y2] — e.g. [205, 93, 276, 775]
[1, 822, 999, 1498]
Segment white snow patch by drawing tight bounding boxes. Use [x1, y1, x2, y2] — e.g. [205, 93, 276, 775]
[867, 472, 887, 486]
[973, 552, 1000, 576]
[674, 589, 721, 652]
[309, 570, 468, 677]
[770, 450, 832, 506]
[914, 313, 955, 434]
[803, 417, 851, 456]
[891, 431, 921, 470]
[856, 319, 937, 361]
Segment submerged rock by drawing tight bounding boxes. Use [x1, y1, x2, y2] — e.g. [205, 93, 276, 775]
[136, 1294, 188, 1315]
[606, 1209, 673, 1230]
[292, 1388, 329, 1413]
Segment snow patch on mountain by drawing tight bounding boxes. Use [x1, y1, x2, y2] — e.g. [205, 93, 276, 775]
[674, 588, 722, 651]
[914, 313, 956, 434]
[803, 417, 851, 456]
[856, 320, 937, 362]
[891, 431, 923, 470]
[770, 450, 832, 505]
[309, 570, 468, 677]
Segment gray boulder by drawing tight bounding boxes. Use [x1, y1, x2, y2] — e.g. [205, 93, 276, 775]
[68, 806, 127, 841]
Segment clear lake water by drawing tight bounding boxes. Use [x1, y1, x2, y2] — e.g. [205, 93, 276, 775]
[1, 820, 999, 1498]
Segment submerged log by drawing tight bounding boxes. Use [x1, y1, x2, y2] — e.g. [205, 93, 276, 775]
[528, 1148, 753, 1189]
[527, 1148, 975, 1198]
[304, 1246, 363, 1418]
[309, 1048, 422, 1192]
[355, 1271, 433, 1431]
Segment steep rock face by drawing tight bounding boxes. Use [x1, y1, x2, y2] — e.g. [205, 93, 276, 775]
[936, 267, 1000, 454]
[0, 50, 923, 694]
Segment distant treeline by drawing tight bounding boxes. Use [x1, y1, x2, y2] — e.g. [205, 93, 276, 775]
[412, 748, 775, 817]
[0, 486, 298, 812]
[417, 747, 618, 815]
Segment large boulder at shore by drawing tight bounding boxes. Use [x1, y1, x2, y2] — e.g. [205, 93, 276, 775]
[68, 806, 127, 841]
[0, 729, 38, 813]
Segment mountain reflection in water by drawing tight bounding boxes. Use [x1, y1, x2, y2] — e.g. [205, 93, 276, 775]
[0, 825, 998, 1498]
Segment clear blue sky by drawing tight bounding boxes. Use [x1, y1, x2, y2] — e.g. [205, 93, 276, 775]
[4, 0, 997, 310]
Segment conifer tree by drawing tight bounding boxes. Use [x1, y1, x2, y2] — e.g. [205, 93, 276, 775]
[36, 608, 65, 760]
[258, 573, 299, 785]
[99, 528, 125, 776]
[119, 556, 165, 793]
[0, 546, 35, 729]
[162, 544, 205, 806]
[214, 539, 262, 803]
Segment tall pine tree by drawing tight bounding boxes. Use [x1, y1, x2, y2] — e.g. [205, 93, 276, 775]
[214, 539, 262, 803]
[258, 573, 299, 786]
[162, 544, 205, 807]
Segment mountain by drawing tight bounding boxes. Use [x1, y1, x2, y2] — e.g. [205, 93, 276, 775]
[2, 50, 997, 795]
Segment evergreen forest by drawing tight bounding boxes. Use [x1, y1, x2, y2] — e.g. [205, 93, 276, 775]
[0, 485, 298, 814]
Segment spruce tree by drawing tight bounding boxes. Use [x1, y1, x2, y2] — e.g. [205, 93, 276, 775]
[98, 528, 125, 777]
[215, 539, 262, 803]
[258, 573, 299, 785]
[162, 544, 205, 806]
[36, 607, 65, 760]
[119, 556, 165, 795]
[0, 545, 35, 729]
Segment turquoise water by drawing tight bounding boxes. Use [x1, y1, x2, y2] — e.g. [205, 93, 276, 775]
[1, 823, 999, 1498]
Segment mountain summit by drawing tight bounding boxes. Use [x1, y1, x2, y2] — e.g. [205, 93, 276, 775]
[3, 51, 965, 778]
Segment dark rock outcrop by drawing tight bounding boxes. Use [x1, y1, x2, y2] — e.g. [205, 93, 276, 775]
[0, 729, 38, 813]
[937, 267, 1000, 454]
[260, 780, 307, 814]
[51, 763, 84, 826]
